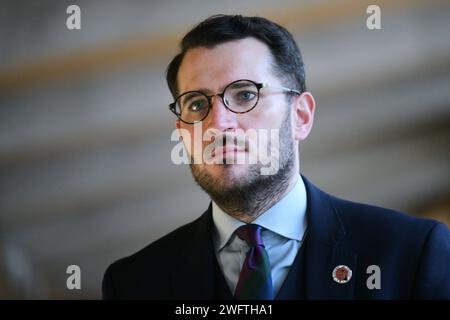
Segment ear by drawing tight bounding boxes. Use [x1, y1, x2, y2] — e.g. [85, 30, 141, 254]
[293, 91, 315, 141]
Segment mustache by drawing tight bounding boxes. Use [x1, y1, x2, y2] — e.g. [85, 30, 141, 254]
[209, 132, 248, 150]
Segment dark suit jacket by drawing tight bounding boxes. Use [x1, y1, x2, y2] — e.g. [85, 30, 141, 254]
[102, 176, 450, 299]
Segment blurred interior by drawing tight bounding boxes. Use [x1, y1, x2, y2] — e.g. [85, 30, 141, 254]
[0, 0, 449, 299]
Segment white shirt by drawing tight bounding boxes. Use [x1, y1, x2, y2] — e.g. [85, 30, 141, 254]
[212, 174, 308, 296]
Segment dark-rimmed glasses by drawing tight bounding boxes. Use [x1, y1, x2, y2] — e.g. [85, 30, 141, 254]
[169, 79, 300, 124]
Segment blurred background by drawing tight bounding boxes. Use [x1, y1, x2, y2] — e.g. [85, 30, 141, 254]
[0, 0, 449, 299]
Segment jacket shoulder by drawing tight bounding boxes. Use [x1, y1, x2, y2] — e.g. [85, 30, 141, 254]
[328, 194, 441, 238]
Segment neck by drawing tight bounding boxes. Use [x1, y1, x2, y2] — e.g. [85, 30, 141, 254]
[214, 171, 299, 223]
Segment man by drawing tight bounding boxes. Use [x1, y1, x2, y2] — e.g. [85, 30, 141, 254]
[102, 14, 450, 299]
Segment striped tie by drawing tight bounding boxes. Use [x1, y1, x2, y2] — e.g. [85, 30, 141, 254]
[234, 224, 274, 300]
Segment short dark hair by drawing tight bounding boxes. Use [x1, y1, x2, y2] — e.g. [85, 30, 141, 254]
[166, 14, 306, 98]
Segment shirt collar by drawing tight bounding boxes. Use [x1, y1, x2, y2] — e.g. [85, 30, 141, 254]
[212, 174, 308, 252]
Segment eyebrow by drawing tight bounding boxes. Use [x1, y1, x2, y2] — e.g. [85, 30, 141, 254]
[180, 91, 205, 103]
[228, 82, 254, 89]
[181, 81, 255, 96]
[182, 86, 215, 95]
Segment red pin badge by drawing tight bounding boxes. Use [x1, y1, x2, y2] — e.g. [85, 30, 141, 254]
[332, 265, 352, 284]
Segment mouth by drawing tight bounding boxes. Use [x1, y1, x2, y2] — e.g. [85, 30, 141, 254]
[208, 134, 248, 160]
[211, 146, 246, 158]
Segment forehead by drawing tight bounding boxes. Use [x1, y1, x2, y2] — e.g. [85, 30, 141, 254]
[177, 37, 276, 93]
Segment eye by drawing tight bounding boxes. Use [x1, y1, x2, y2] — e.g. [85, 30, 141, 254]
[187, 99, 207, 113]
[237, 91, 257, 101]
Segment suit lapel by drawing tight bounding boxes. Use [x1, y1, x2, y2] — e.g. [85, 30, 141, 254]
[171, 204, 215, 299]
[304, 238, 357, 299]
[302, 176, 357, 299]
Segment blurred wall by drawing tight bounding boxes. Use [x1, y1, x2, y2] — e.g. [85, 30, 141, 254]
[0, 0, 449, 299]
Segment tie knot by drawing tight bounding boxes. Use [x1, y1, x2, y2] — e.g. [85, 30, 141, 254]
[235, 224, 265, 247]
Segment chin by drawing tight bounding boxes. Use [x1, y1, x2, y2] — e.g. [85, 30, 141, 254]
[203, 163, 251, 185]
[211, 162, 248, 173]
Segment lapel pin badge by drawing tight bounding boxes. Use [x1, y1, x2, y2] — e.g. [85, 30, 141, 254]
[332, 265, 352, 284]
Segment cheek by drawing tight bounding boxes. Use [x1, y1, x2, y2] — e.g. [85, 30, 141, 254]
[178, 127, 195, 154]
[240, 101, 286, 130]
[179, 125, 214, 160]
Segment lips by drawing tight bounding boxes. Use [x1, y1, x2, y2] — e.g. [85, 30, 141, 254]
[212, 146, 245, 158]
[209, 134, 248, 159]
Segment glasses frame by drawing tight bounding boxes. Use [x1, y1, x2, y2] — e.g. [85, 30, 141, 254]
[169, 79, 301, 124]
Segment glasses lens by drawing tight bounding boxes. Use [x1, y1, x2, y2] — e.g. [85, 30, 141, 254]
[223, 80, 259, 113]
[177, 92, 209, 123]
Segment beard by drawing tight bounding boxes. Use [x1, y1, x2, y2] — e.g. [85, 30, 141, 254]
[189, 108, 296, 219]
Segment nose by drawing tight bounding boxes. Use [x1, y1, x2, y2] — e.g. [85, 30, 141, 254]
[204, 94, 238, 131]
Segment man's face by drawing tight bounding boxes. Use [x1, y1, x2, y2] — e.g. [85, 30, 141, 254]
[176, 37, 296, 193]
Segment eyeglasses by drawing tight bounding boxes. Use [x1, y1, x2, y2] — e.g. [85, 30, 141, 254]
[169, 79, 300, 124]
